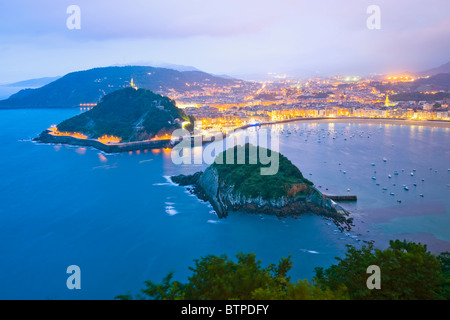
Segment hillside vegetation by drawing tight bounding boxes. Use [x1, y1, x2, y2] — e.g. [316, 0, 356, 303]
[212, 144, 314, 200]
[57, 88, 189, 142]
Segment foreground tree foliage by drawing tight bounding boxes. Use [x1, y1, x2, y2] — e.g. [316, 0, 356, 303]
[115, 253, 348, 300]
[116, 241, 449, 300]
[314, 240, 449, 300]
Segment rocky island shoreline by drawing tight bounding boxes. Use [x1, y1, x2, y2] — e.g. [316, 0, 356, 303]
[171, 144, 354, 231]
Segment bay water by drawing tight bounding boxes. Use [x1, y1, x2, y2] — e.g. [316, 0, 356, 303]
[0, 109, 448, 299]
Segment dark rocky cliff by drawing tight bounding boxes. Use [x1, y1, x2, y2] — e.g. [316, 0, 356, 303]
[171, 148, 352, 231]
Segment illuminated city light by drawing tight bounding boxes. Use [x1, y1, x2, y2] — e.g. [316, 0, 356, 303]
[181, 121, 191, 129]
[151, 134, 172, 141]
[48, 125, 88, 140]
[79, 103, 97, 107]
[97, 135, 122, 144]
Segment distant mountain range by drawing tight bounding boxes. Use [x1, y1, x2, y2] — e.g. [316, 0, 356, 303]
[410, 73, 450, 91]
[0, 66, 241, 108]
[1, 76, 61, 88]
[112, 62, 202, 72]
[420, 61, 450, 77]
[0, 76, 62, 100]
[373, 73, 450, 94]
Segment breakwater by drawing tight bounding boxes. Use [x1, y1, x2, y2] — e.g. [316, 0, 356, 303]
[325, 195, 358, 202]
[34, 130, 172, 153]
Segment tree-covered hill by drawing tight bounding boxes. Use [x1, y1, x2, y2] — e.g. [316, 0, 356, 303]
[211, 144, 314, 200]
[56, 87, 190, 142]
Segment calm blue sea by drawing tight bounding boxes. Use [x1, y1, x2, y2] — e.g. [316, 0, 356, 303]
[0, 109, 449, 299]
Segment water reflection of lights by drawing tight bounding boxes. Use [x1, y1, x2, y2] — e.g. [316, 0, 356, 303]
[98, 153, 108, 163]
[75, 148, 87, 155]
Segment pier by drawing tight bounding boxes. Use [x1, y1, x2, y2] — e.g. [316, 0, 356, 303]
[324, 195, 358, 202]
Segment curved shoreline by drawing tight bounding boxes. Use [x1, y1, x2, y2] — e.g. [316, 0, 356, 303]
[253, 117, 450, 129]
[33, 117, 450, 153]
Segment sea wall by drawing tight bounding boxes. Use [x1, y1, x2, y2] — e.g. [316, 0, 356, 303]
[34, 130, 171, 153]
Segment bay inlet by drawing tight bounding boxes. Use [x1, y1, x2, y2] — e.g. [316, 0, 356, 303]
[0, 108, 448, 299]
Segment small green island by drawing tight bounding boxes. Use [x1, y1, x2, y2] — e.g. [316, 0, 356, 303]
[34, 87, 194, 152]
[172, 144, 352, 229]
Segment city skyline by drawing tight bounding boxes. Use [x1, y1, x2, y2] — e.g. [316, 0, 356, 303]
[1, 0, 450, 83]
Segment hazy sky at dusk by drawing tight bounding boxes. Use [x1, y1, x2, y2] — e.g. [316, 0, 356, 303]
[0, 0, 449, 83]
